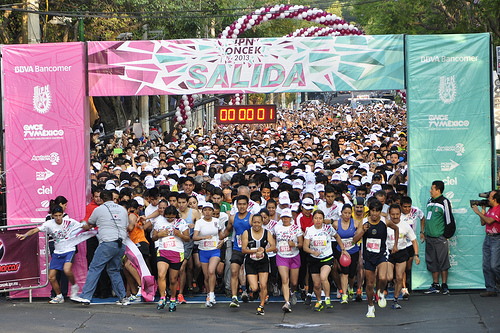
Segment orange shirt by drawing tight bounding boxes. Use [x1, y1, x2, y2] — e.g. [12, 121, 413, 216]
[128, 213, 149, 245]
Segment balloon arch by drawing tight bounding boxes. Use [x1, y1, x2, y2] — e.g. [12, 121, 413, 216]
[176, 4, 362, 124]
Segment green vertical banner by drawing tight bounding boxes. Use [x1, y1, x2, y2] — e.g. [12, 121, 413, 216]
[406, 33, 492, 289]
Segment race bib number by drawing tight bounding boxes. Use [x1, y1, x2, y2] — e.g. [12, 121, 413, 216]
[201, 236, 218, 250]
[162, 236, 176, 249]
[236, 235, 243, 248]
[366, 238, 381, 253]
[278, 240, 292, 255]
[312, 236, 327, 249]
[250, 247, 264, 260]
[342, 237, 354, 251]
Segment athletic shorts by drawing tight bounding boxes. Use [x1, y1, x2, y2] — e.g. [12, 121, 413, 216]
[276, 254, 301, 269]
[50, 251, 75, 271]
[389, 248, 409, 264]
[220, 242, 227, 262]
[135, 241, 150, 257]
[334, 248, 360, 278]
[307, 255, 334, 275]
[230, 250, 245, 266]
[425, 236, 450, 273]
[363, 253, 388, 272]
[199, 249, 220, 263]
[245, 258, 270, 275]
[157, 249, 184, 270]
[193, 244, 200, 255]
[184, 240, 194, 260]
[269, 255, 278, 278]
[406, 245, 415, 258]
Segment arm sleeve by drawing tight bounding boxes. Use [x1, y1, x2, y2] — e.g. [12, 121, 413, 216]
[443, 199, 455, 227]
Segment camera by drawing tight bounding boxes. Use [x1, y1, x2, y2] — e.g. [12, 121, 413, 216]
[470, 191, 492, 207]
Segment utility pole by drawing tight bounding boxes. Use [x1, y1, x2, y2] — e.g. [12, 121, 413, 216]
[24, 0, 41, 43]
[139, 24, 149, 137]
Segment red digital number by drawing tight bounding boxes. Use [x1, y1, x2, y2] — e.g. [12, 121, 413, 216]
[220, 108, 227, 121]
[257, 108, 264, 120]
[247, 108, 254, 121]
[228, 108, 235, 121]
[239, 108, 245, 121]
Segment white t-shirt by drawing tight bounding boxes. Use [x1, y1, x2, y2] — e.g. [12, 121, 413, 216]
[304, 224, 336, 259]
[154, 216, 189, 253]
[401, 206, 424, 235]
[38, 218, 82, 254]
[194, 218, 222, 251]
[272, 222, 303, 258]
[264, 219, 279, 258]
[317, 201, 342, 222]
[386, 220, 417, 251]
[229, 199, 261, 216]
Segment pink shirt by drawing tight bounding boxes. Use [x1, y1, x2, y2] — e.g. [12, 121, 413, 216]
[485, 205, 500, 234]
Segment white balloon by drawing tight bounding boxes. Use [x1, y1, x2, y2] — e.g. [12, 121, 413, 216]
[182, 95, 188, 100]
[235, 23, 241, 29]
[237, 17, 244, 24]
[233, 29, 239, 35]
[280, 13, 285, 19]
[235, 97, 240, 102]
[349, 24, 354, 30]
[177, 116, 183, 122]
[270, 7, 276, 13]
[246, 24, 252, 30]
[235, 102, 240, 105]
[315, 18, 321, 23]
[220, 36, 226, 39]
[266, 13, 272, 19]
[262, 16, 268, 22]
[343, 23, 349, 29]
[320, 16, 326, 22]
[186, 111, 191, 117]
[185, 106, 191, 112]
[222, 30, 228, 36]
[175, 111, 181, 117]
[297, 14, 302, 19]
[231, 34, 238, 39]
[249, 19, 255, 25]
[184, 100, 189, 106]
[235, 93, 240, 96]
[252, 15, 258, 20]
[228, 101, 233, 105]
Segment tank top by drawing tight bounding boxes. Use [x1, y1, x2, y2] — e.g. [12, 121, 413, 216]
[336, 218, 358, 254]
[233, 212, 251, 252]
[184, 208, 195, 238]
[362, 217, 387, 261]
[246, 229, 269, 262]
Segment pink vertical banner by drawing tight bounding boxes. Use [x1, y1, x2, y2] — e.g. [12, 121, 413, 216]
[2, 42, 90, 297]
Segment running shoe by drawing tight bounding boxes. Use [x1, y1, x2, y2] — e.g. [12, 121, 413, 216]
[337, 289, 342, 299]
[241, 290, 249, 302]
[313, 301, 324, 312]
[49, 295, 64, 304]
[169, 302, 176, 312]
[424, 283, 441, 294]
[305, 293, 312, 306]
[265, 295, 269, 305]
[377, 290, 386, 308]
[116, 297, 130, 306]
[325, 298, 333, 309]
[249, 291, 255, 302]
[70, 296, 90, 304]
[282, 302, 292, 313]
[402, 288, 410, 300]
[355, 288, 363, 302]
[272, 284, 280, 297]
[256, 306, 265, 316]
[290, 292, 298, 305]
[129, 294, 138, 302]
[366, 305, 375, 318]
[157, 298, 166, 310]
[225, 289, 232, 298]
[348, 287, 354, 300]
[300, 288, 307, 301]
[341, 294, 348, 304]
[391, 299, 402, 309]
[441, 284, 450, 295]
[205, 296, 212, 308]
[192, 282, 200, 293]
[178, 294, 187, 304]
[229, 297, 240, 308]
[70, 284, 79, 299]
[209, 293, 216, 305]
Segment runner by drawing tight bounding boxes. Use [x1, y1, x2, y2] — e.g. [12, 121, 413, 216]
[16, 205, 83, 304]
[241, 214, 276, 315]
[361, 199, 399, 318]
[223, 195, 253, 308]
[193, 202, 224, 307]
[386, 204, 420, 309]
[153, 205, 190, 312]
[332, 204, 363, 305]
[273, 208, 303, 313]
[304, 210, 349, 311]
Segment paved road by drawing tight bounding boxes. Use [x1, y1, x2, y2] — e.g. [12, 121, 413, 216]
[1, 290, 498, 333]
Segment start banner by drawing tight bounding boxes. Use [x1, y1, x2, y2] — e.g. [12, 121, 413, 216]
[88, 35, 404, 96]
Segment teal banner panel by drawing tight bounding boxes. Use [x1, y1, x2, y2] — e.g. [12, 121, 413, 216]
[406, 33, 492, 289]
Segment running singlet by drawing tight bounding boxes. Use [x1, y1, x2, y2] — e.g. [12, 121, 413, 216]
[154, 216, 189, 253]
[194, 218, 222, 251]
[273, 223, 303, 258]
[336, 218, 359, 254]
[233, 212, 251, 252]
[246, 229, 269, 262]
[304, 224, 336, 259]
[362, 217, 387, 261]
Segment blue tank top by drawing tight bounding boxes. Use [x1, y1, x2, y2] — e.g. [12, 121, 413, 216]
[233, 212, 251, 252]
[336, 218, 359, 254]
[184, 208, 194, 237]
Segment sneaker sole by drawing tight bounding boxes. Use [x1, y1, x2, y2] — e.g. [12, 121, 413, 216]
[229, 303, 240, 308]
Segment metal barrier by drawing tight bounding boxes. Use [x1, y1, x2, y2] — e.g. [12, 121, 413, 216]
[0, 223, 49, 303]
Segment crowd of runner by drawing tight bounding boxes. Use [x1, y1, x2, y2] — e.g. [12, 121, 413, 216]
[27, 99, 434, 317]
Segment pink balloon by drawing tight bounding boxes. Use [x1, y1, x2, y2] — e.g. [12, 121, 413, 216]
[340, 253, 351, 267]
[265, 7, 270, 12]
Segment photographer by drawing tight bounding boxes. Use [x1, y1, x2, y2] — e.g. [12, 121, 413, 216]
[472, 190, 500, 297]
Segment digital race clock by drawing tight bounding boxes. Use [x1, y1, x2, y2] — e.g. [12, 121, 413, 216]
[215, 104, 277, 124]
